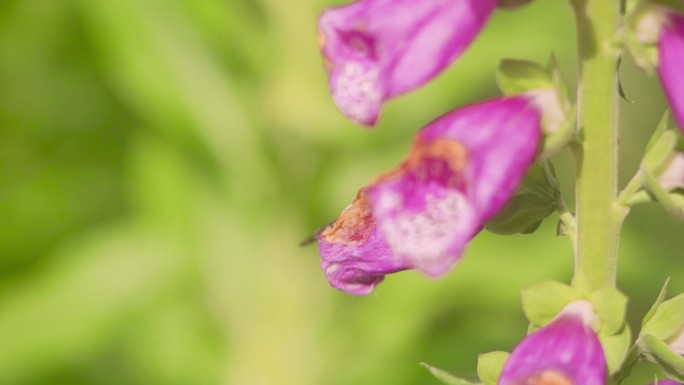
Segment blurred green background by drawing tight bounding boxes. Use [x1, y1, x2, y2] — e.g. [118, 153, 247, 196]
[1, 0, 683, 384]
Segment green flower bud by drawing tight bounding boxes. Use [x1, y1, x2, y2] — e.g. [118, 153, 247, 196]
[639, 293, 684, 381]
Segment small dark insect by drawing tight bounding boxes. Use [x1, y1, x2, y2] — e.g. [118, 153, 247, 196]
[299, 219, 336, 247]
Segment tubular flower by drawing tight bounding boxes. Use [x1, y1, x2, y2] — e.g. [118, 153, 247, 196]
[499, 301, 607, 385]
[317, 0, 497, 126]
[319, 95, 542, 295]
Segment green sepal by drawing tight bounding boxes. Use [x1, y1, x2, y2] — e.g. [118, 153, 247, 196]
[643, 170, 684, 219]
[521, 281, 578, 326]
[600, 325, 632, 375]
[641, 293, 684, 340]
[496, 59, 553, 96]
[546, 54, 570, 102]
[485, 164, 558, 235]
[644, 278, 671, 327]
[642, 129, 677, 175]
[477, 351, 509, 385]
[590, 287, 628, 335]
[645, 111, 671, 153]
[420, 363, 480, 385]
[639, 333, 684, 382]
[624, 2, 663, 73]
[541, 105, 577, 160]
[611, 345, 640, 384]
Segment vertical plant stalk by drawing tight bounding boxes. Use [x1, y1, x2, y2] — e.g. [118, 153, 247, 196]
[571, 0, 622, 292]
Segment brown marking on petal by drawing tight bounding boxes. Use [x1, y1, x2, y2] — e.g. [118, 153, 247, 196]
[321, 189, 375, 245]
[514, 370, 573, 385]
[317, 30, 333, 71]
[317, 30, 326, 48]
[375, 137, 468, 183]
[321, 139, 467, 246]
[353, 21, 367, 31]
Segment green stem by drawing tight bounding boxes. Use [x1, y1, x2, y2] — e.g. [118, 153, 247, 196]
[570, 0, 623, 293]
[617, 171, 643, 206]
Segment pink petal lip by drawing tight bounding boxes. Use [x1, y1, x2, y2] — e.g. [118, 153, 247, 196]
[318, 189, 409, 295]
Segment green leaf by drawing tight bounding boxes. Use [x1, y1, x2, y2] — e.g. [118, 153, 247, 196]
[521, 281, 578, 326]
[496, 59, 553, 96]
[643, 278, 671, 327]
[485, 164, 558, 235]
[477, 352, 509, 385]
[639, 333, 684, 382]
[420, 363, 480, 385]
[642, 293, 684, 340]
[485, 194, 556, 235]
[590, 287, 628, 335]
[600, 325, 632, 375]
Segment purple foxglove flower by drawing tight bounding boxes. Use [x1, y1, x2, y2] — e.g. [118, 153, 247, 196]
[319, 95, 541, 294]
[317, 0, 497, 126]
[658, 10, 684, 132]
[499, 301, 606, 385]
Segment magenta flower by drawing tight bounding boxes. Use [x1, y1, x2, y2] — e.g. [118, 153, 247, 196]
[499, 301, 607, 385]
[319, 95, 541, 294]
[658, 10, 684, 131]
[317, 0, 497, 126]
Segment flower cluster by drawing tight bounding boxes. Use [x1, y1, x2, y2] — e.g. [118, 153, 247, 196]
[315, 0, 570, 295]
[313, 0, 684, 383]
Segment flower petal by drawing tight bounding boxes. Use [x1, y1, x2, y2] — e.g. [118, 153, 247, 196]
[318, 0, 497, 125]
[369, 137, 480, 276]
[659, 12, 684, 132]
[417, 96, 542, 220]
[318, 189, 409, 295]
